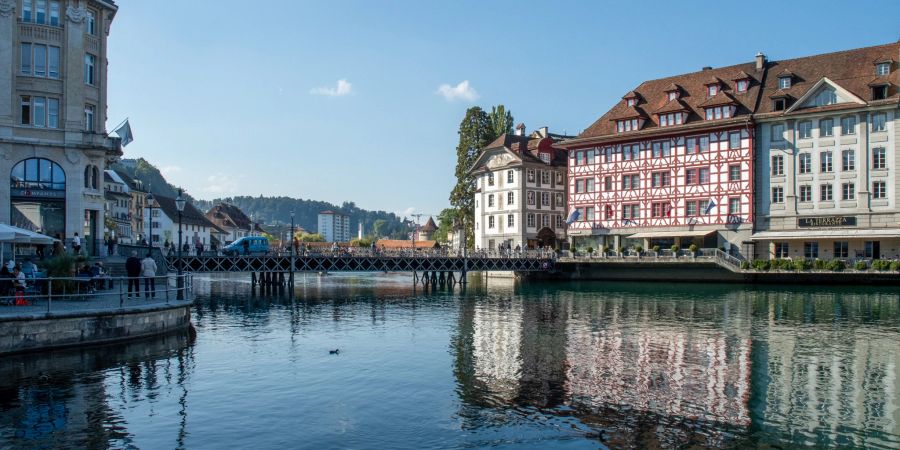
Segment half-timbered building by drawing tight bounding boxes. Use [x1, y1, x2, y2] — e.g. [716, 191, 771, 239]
[471, 126, 570, 251]
[560, 59, 764, 256]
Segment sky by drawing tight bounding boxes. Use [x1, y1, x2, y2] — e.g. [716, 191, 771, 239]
[106, 0, 900, 219]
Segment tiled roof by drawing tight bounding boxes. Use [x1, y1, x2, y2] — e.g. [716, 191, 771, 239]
[654, 98, 690, 113]
[154, 195, 217, 228]
[732, 70, 752, 80]
[420, 217, 437, 232]
[206, 203, 253, 230]
[375, 239, 439, 249]
[697, 91, 738, 108]
[663, 82, 680, 92]
[756, 41, 900, 115]
[609, 105, 648, 120]
[482, 132, 567, 166]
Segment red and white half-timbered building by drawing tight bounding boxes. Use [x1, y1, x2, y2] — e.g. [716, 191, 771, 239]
[560, 61, 764, 257]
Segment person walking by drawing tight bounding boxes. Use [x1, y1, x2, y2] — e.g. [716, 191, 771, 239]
[141, 253, 157, 298]
[72, 232, 82, 255]
[125, 251, 141, 298]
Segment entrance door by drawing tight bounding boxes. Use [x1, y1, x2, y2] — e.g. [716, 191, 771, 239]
[84, 210, 98, 256]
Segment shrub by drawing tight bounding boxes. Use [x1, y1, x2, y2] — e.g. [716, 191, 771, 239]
[752, 259, 771, 271]
[602, 245, 610, 253]
[652, 245, 660, 253]
[671, 245, 680, 253]
[826, 260, 845, 272]
[585, 247, 594, 255]
[634, 245, 643, 253]
[891, 261, 900, 272]
[854, 261, 868, 271]
[688, 244, 698, 253]
[793, 259, 811, 271]
[813, 259, 826, 270]
[740, 261, 751, 270]
[872, 260, 892, 271]
[41, 254, 76, 278]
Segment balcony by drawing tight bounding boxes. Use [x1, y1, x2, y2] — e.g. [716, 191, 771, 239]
[18, 23, 63, 44]
[85, 34, 100, 53]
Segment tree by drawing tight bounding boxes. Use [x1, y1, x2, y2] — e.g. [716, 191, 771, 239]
[449, 107, 494, 247]
[488, 104, 514, 138]
[297, 232, 325, 242]
[372, 219, 386, 237]
[432, 208, 459, 244]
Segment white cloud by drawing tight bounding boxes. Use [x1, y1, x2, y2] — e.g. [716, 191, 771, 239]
[402, 207, 416, 217]
[436, 80, 479, 102]
[310, 79, 353, 96]
[202, 173, 239, 195]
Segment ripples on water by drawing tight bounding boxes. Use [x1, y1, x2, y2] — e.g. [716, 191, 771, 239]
[0, 273, 898, 449]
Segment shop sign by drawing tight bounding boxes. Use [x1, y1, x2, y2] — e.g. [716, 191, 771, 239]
[797, 216, 856, 227]
[11, 188, 65, 199]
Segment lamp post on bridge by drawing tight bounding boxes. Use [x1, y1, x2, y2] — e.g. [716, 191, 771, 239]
[145, 193, 155, 251]
[176, 189, 185, 300]
[289, 211, 295, 289]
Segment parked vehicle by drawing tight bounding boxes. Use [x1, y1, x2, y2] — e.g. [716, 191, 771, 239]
[223, 237, 269, 256]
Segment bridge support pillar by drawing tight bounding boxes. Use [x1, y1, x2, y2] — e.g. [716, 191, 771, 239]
[438, 271, 446, 288]
[251, 272, 257, 287]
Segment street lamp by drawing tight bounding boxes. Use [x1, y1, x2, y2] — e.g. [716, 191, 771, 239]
[145, 193, 155, 250]
[175, 188, 185, 300]
[289, 210, 295, 288]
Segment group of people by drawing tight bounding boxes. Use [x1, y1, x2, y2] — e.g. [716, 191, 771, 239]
[124, 252, 158, 299]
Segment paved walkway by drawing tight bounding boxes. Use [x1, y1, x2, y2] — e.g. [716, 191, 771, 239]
[0, 288, 189, 319]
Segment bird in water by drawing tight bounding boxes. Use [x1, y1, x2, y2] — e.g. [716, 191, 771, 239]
[329, 349, 340, 355]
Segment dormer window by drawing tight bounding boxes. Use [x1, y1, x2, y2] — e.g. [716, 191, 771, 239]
[626, 98, 636, 107]
[616, 118, 640, 133]
[778, 76, 791, 89]
[736, 80, 749, 93]
[659, 113, 684, 127]
[704, 106, 733, 120]
[707, 85, 718, 97]
[773, 99, 786, 111]
[667, 91, 678, 101]
[872, 85, 888, 101]
[876, 62, 890, 76]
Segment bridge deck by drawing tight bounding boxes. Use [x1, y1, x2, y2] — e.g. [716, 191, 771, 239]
[166, 254, 554, 273]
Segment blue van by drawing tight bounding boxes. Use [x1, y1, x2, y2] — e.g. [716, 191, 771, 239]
[223, 236, 269, 256]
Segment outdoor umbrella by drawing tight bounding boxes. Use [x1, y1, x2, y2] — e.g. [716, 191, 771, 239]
[0, 224, 59, 262]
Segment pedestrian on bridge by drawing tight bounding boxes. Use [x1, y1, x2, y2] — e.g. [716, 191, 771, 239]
[125, 251, 141, 298]
[141, 253, 157, 298]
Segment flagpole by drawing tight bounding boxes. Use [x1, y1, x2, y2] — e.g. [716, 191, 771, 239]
[111, 117, 129, 133]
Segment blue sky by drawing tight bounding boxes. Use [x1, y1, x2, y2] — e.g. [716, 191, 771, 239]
[107, 0, 900, 218]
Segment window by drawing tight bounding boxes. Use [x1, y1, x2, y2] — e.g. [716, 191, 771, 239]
[487, 194, 494, 207]
[651, 202, 671, 218]
[621, 144, 639, 161]
[798, 121, 812, 139]
[542, 214, 550, 227]
[864, 241, 878, 259]
[771, 155, 784, 176]
[772, 186, 784, 203]
[507, 214, 514, 228]
[872, 113, 886, 132]
[34, 44, 46, 77]
[556, 172, 563, 184]
[771, 124, 784, 141]
[728, 197, 740, 215]
[842, 182, 855, 200]
[804, 242, 819, 259]
[799, 185, 811, 202]
[84, 104, 95, 132]
[84, 54, 96, 85]
[541, 171, 550, 185]
[541, 192, 550, 206]
[833, 241, 848, 258]
[49, 1, 59, 26]
[48, 98, 58, 128]
[616, 118, 639, 132]
[820, 151, 833, 173]
[22, 0, 32, 22]
[841, 149, 855, 171]
[773, 99, 786, 111]
[728, 164, 741, 181]
[819, 118, 833, 137]
[798, 153, 811, 174]
[604, 205, 613, 220]
[586, 178, 595, 192]
[526, 191, 535, 205]
[20, 44, 60, 79]
[487, 173, 494, 186]
[873, 147, 886, 170]
[575, 179, 584, 193]
[876, 62, 891, 76]
[651, 171, 670, 187]
[873, 85, 888, 101]
[736, 79, 748, 92]
[20, 43, 31, 75]
[841, 116, 856, 135]
[626, 98, 636, 107]
[35, 0, 46, 24]
[729, 132, 741, 150]
[507, 170, 514, 183]
[667, 91, 678, 101]
[778, 76, 791, 89]
[820, 184, 833, 201]
[48, 46, 59, 78]
[873, 181, 887, 199]
[774, 242, 789, 258]
[621, 174, 639, 190]
[556, 215, 563, 228]
[707, 85, 718, 97]
[526, 213, 535, 228]
[556, 193, 563, 206]
[527, 169, 535, 183]
[621, 204, 640, 220]
[507, 192, 514, 205]
[699, 200, 710, 214]
[699, 136, 709, 152]
[658, 112, 683, 127]
[488, 216, 495, 229]
[704, 106, 732, 120]
[19, 96, 58, 128]
[87, 11, 96, 35]
[585, 207, 595, 221]
[686, 201, 698, 216]
[604, 176, 612, 191]
[699, 167, 710, 183]
[575, 151, 584, 166]
[685, 168, 697, 184]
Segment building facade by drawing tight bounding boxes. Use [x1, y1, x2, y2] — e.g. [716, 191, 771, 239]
[1, 0, 120, 255]
[471, 126, 569, 251]
[153, 195, 223, 252]
[561, 60, 763, 257]
[206, 202, 257, 245]
[318, 210, 350, 242]
[102, 169, 130, 242]
[753, 43, 900, 260]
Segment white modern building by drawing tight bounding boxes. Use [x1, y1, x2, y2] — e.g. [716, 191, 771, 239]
[753, 42, 900, 260]
[471, 125, 570, 251]
[318, 210, 350, 242]
[152, 195, 223, 251]
[1, 0, 121, 256]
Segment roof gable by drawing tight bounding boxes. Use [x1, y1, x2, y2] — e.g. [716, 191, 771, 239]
[786, 77, 866, 113]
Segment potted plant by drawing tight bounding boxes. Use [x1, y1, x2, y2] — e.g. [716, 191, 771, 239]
[671, 244, 680, 258]
[634, 245, 643, 258]
[602, 245, 610, 258]
[617, 246, 625, 257]
[586, 246, 594, 258]
[652, 245, 660, 258]
[688, 244, 698, 258]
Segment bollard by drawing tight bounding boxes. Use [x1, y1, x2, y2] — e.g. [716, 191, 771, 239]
[119, 281, 124, 307]
[47, 280, 52, 313]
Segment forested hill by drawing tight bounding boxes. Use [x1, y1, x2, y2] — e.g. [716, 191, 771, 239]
[112, 159, 411, 239]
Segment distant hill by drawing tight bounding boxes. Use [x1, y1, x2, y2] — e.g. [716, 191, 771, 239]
[112, 158, 412, 239]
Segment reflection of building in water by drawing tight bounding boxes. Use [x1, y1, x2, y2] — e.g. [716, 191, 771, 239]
[751, 293, 900, 447]
[564, 294, 752, 429]
[472, 298, 523, 401]
[517, 293, 569, 408]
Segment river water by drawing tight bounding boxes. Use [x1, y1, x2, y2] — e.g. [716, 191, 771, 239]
[1, 274, 899, 449]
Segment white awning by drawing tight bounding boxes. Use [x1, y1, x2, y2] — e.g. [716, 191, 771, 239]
[751, 229, 900, 240]
[627, 230, 716, 239]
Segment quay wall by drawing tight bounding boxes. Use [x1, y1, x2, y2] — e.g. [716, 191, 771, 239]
[0, 302, 192, 356]
[528, 260, 900, 285]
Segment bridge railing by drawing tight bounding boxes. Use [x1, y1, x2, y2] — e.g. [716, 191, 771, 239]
[201, 248, 557, 260]
[0, 273, 193, 317]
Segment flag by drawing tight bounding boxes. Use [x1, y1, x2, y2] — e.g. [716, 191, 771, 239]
[704, 199, 716, 215]
[565, 209, 581, 225]
[623, 218, 633, 225]
[113, 119, 134, 147]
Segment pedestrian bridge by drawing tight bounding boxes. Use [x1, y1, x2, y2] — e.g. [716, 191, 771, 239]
[163, 250, 555, 274]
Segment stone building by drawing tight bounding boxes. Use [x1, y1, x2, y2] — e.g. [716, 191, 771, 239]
[752, 42, 900, 260]
[0, 0, 120, 256]
[471, 125, 570, 251]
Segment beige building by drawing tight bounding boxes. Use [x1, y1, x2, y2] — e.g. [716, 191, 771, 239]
[754, 43, 900, 260]
[0, 0, 120, 256]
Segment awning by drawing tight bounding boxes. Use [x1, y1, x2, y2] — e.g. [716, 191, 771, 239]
[626, 230, 716, 239]
[751, 229, 900, 240]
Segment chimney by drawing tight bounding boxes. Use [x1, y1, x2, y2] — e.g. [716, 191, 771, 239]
[755, 52, 766, 71]
[701, 66, 712, 71]
[538, 126, 549, 138]
[515, 123, 525, 136]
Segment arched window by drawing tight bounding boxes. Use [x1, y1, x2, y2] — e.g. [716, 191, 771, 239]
[84, 166, 92, 188]
[92, 166, 99, 189]
[83, 164, 99, 189]
[11, 158, 65, 190]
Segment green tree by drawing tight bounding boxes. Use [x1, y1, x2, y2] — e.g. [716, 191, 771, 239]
[297, 232, 325, 242]
[449, 107, 494, 247]
[488, 104, 514, 138]
[432, 208, 459, 244]
[372, 219, 386, 237]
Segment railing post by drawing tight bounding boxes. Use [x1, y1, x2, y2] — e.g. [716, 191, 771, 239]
[119, 280, 124, 307]
[46, 279, 52, 314]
